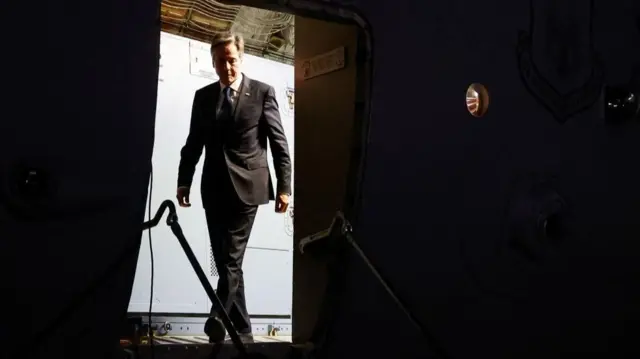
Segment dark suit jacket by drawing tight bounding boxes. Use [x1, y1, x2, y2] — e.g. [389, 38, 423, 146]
[177, 74, 292, 207]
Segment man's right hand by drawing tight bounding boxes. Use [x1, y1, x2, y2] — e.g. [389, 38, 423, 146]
[176, 187, 191, 208]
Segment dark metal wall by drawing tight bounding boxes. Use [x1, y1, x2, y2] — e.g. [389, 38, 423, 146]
[0, 0, 160, 358]
[319, 0, 640, 358]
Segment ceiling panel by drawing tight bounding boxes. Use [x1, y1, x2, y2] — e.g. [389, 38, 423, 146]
[161, 0, 294, 65]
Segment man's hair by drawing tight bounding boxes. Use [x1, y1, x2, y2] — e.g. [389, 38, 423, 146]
[210, 31, 244, 59]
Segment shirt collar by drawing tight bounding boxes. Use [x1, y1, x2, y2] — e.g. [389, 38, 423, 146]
[221, 73, 243, 94]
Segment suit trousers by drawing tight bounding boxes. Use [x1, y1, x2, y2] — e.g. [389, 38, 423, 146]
[204, 186, 258, 335]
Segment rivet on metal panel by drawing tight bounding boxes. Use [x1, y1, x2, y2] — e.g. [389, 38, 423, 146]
[603, 85, 639, 124]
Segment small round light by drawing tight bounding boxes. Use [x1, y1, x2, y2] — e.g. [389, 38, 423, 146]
[466, 83, 490, 117]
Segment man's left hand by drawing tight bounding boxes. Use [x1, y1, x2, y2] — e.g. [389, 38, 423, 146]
[275, 193, 289, 213]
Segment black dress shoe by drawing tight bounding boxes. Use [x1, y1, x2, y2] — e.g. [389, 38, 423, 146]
[204, 316, 226, 343]
[239, 333, 254, 344]
[224, 333, 254, 344]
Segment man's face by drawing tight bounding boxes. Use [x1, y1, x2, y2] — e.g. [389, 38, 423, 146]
[212, 43, 241, 86]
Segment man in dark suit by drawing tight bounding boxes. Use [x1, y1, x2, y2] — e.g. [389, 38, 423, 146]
[176, 32, 292, 343]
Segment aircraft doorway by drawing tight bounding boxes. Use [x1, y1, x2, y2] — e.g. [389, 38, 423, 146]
[124, 0, 371, 348]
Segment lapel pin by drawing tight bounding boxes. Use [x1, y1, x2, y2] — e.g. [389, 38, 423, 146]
[245, 92, 250, 96]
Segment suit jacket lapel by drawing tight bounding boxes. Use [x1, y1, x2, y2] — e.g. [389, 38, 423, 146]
[233, 74, 250, 123]
[209, 82, 221, 122]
